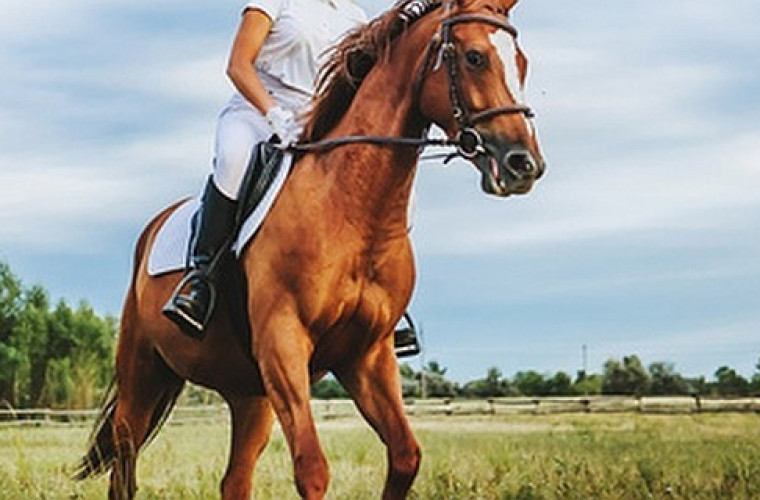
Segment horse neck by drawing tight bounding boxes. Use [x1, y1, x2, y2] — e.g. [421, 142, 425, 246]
[316, 55, 428, 238]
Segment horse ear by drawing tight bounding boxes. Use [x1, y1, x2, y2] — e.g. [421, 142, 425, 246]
[505, 0, 519, 11]
[496, 0, 519, 12]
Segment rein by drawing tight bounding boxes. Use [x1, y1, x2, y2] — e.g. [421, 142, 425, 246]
[283, 6, 533, 160]
[284, 135, 457, 153]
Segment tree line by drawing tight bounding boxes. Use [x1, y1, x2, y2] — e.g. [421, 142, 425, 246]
[312, 355, 760, 399]
[0, 262, 116, 409]
[2, 261, 759, 408]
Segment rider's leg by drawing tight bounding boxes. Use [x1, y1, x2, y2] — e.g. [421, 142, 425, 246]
[163, 106, 263, 338]
[162, 177, 237, 337]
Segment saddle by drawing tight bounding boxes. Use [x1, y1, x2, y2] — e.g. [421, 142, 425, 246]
[234, 138, 285, 237]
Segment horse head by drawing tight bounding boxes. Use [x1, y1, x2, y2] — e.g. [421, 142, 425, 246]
[415, 0, 545, 196]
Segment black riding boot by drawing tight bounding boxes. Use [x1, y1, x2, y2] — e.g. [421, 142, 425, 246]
[163, 178, 237, 339]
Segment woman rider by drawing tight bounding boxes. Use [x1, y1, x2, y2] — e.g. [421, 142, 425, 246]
[163, 0, 419, 356]
[162, 0, 367, 337]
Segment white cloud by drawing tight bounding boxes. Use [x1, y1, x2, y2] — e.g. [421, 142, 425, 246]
[0, 119, 214, 252]
[412, 0, 760, 258]
[0, 1, 231, 253]
[4, 0, 758, 259]
[0, 0, 96, 40]
[592, 319, 760, 377]
[415, 127, 760, 256]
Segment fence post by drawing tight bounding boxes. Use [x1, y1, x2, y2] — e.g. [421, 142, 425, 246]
[693, 394, 702, 413]
[582, 398, 591, 413]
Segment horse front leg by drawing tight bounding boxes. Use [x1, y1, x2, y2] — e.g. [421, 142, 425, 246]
[336, 340, 421, 499]
[255, 315, 329, 499]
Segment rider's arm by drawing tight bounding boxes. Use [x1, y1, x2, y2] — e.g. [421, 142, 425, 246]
[226, 9, 276, 115]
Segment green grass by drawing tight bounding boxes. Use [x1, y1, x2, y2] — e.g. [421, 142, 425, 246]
[1, 413, 759, 498]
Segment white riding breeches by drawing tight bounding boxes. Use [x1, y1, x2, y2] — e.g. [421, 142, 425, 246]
[212, 104, 272, 200]
[212, 77, 307, 200]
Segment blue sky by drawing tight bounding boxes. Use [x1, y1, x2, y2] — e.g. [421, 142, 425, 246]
[1, 0, 759, 382]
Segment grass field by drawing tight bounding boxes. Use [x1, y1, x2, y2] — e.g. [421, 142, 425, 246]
[1, 413, 759, 499]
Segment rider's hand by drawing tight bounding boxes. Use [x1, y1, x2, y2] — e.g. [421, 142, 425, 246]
[265, 105, 300, 145]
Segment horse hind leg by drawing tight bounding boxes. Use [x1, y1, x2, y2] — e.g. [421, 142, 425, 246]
[220, 395, 275, 499]
[109, 332, 184, 499]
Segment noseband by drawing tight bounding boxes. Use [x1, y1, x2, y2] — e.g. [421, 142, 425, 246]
[287, 7, 534, 157]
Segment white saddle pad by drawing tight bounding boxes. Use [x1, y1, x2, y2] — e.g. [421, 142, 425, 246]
[147, 154, 293, 276]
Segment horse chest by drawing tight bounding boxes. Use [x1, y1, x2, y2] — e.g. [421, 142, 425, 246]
[340, 248, 413, 322]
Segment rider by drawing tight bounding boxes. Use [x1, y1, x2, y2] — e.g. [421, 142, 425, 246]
[163, 0, 420, 355]
[163, 0, 366, 337]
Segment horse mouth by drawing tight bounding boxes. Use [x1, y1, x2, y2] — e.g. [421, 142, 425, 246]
[473, 153, 541, 197]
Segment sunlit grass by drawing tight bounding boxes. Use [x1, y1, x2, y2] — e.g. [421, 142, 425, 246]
[1, 413, 759, 498]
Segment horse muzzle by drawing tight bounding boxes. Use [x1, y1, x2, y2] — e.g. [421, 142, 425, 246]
[472, 142, 545, 197]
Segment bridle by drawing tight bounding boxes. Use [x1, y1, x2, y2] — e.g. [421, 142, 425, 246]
[437, 13, 534, 158]
[286, 4, 534, 160]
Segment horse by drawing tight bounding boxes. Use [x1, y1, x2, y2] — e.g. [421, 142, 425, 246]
[76, 0, 544, 497]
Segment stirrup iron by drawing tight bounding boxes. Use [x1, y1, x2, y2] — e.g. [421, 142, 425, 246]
[394, 312, 421, 358]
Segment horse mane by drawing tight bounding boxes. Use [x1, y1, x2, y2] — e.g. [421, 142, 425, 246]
[302, 0, 442, 142]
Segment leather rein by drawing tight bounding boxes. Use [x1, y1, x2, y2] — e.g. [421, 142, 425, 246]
[284, 10, 534, 159]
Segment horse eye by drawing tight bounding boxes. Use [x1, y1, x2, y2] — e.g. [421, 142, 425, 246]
[464, 50, 487, 70]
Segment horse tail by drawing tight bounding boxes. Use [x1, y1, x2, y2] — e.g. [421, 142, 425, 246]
[73, 378, 118, 480]
[73, 377, 185, 480]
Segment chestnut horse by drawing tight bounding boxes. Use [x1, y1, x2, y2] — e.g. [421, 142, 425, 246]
[76, 0, 544, 497]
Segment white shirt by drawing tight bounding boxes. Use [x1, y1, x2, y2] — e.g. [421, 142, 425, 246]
[228, 0, 366, 111]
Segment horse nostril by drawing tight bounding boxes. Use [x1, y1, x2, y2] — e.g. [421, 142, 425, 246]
[504, 151, 537, 177]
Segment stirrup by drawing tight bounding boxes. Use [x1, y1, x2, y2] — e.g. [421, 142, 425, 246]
[394, 312, 421, 358]
[162, 270, 217, 339]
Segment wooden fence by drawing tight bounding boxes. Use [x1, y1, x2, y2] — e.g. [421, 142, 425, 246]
[1, 396, 759, 428]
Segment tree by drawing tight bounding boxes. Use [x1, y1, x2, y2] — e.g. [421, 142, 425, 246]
[648, 362, 690, 395]
[311, 377, 348, 399]
[713, 366, 749, 396]
[573, 372, 603, 395]
[545, 371, 574, 396]
[0, 263, 25, 405]
[9, 285, 50, 406]
[425, 360, 447, 377]
[461, 367, 515, 397]
[602, 355, 651, 396]
[0, 262, 22, 337]
[684, 375, 708, 396]
[751, 362, 760, 396]
[399, 363, 420, 398]
[38, 358, 75, 408]
[0, 261, 118, 408]
[420, 360, 457, 398]
[513, 370, 547, 396]
[479, 367, 500, 395]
